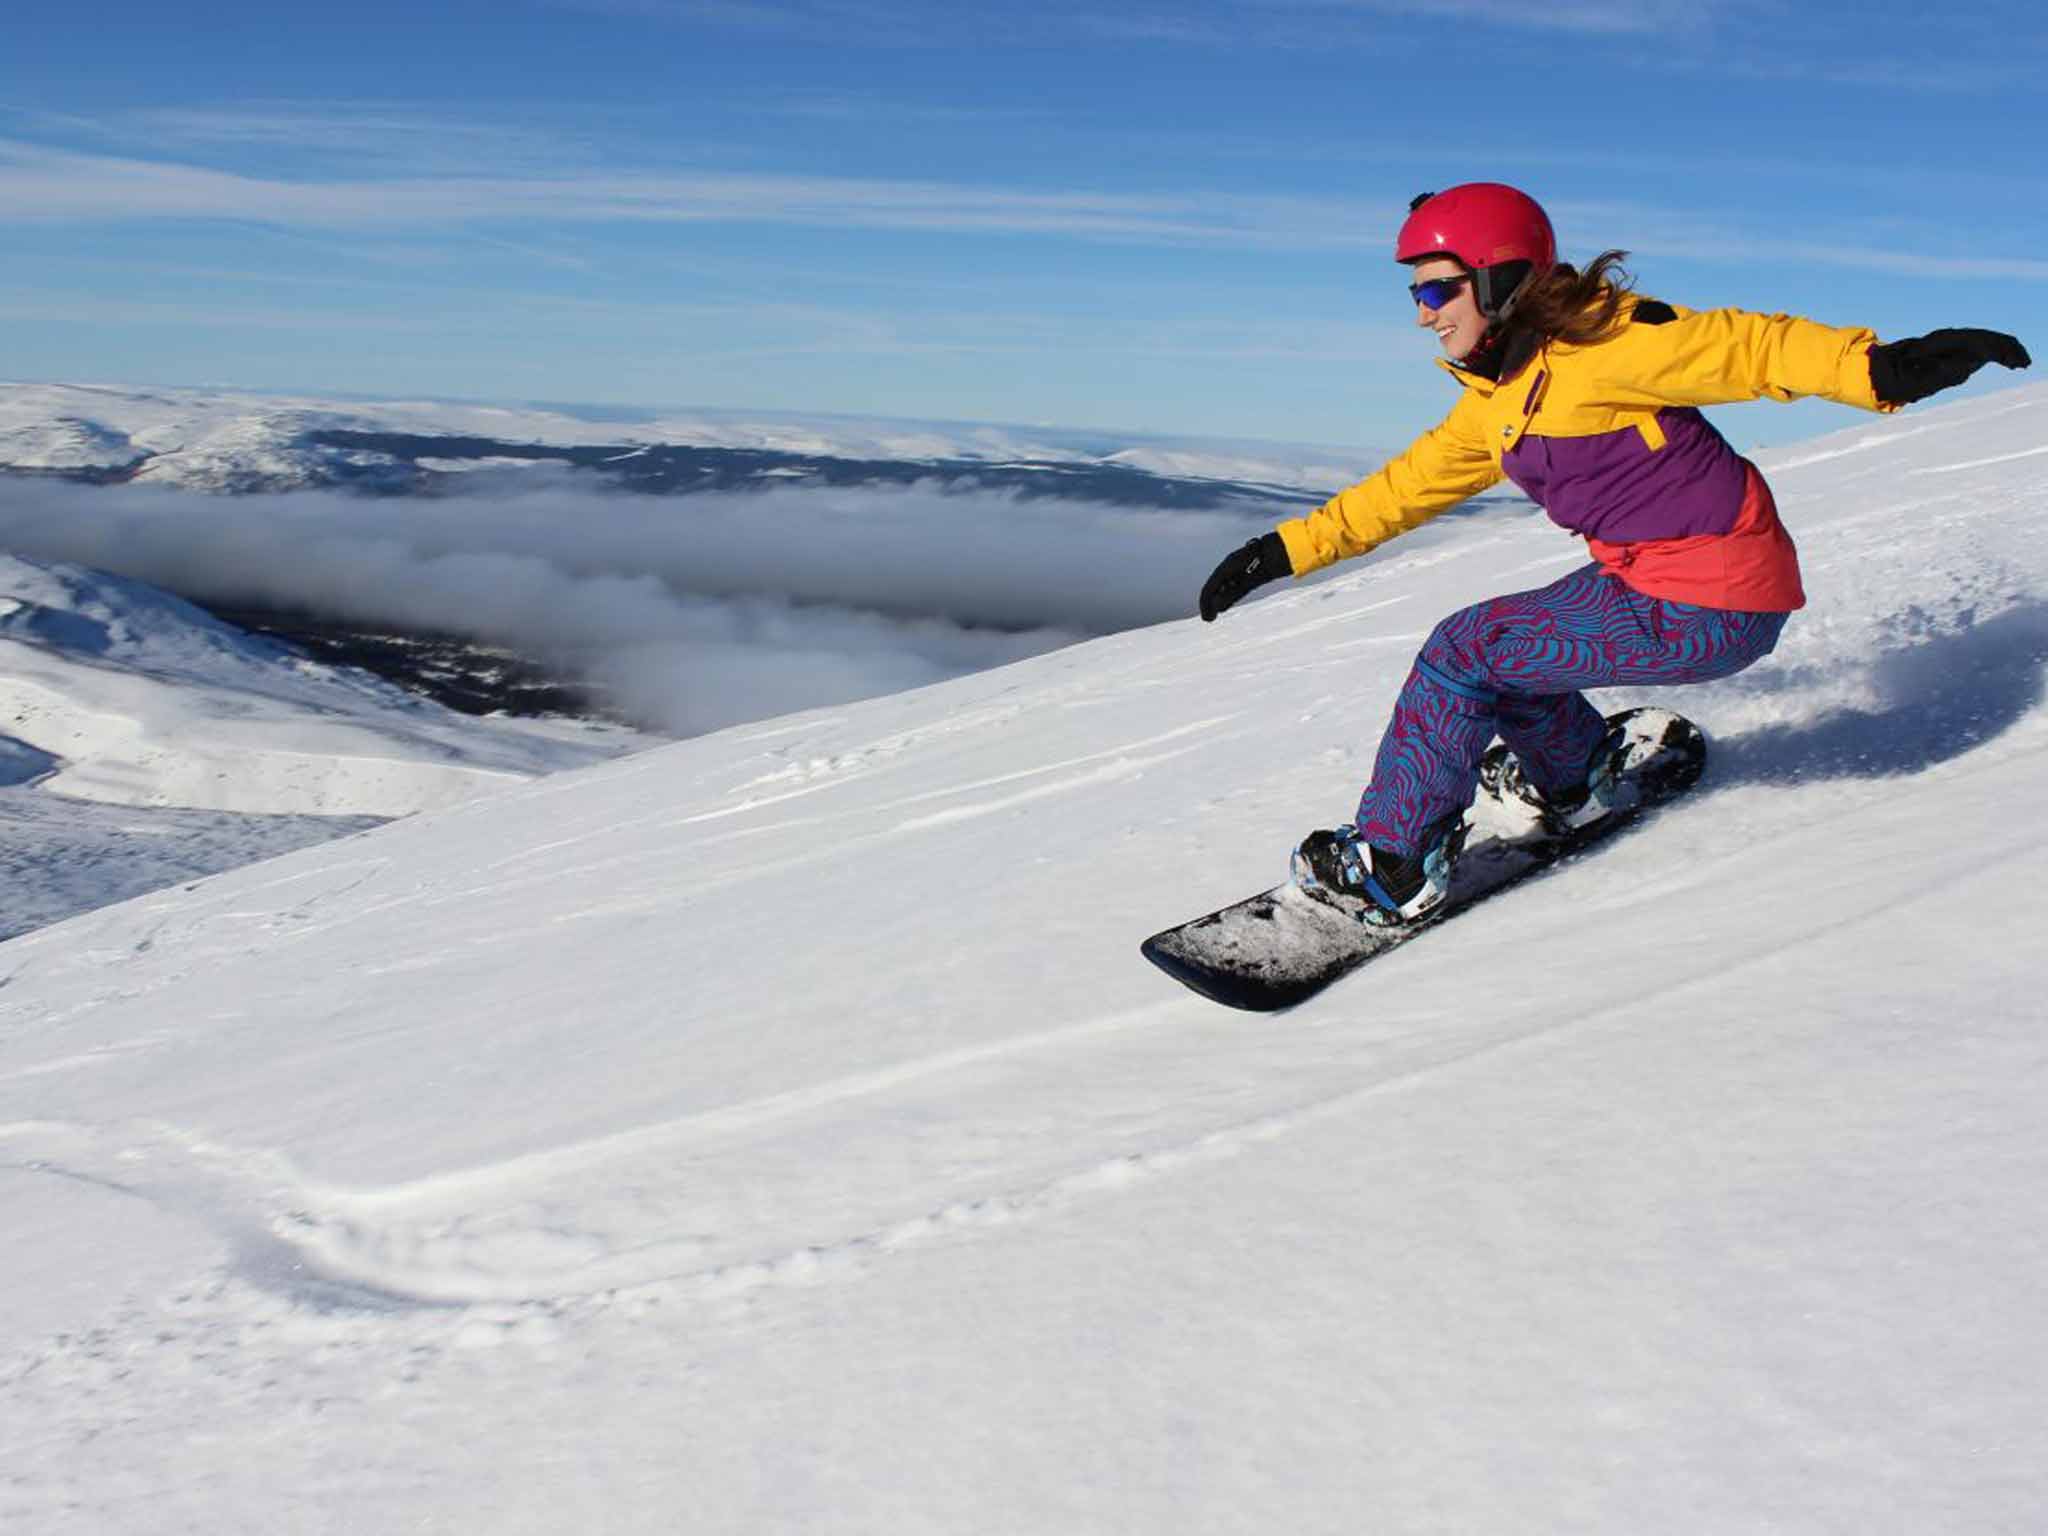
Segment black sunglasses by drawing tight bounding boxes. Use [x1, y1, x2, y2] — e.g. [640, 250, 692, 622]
[1408, 274, 1471, 310]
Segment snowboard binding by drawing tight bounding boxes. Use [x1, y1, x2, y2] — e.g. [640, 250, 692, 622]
[1291, 819, 1465, 928]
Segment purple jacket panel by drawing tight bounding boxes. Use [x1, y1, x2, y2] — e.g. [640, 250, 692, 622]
[1501, 406, 1750, 543]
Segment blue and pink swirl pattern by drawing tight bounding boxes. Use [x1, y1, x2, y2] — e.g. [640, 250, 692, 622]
[1353, 564, 1785, 855]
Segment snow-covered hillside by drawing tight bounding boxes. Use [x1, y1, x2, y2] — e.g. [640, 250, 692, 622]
[0, 553, 629, 817]
[3, 385, 2046, 1533]
[0, 552, 642, 937]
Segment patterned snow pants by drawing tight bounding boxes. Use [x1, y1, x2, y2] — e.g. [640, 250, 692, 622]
[1354, 564, 1788, 855]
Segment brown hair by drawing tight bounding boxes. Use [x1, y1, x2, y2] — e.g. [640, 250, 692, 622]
[1507, 249, 1635, 346]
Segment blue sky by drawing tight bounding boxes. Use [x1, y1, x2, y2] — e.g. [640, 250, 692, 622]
[3, 0, 2044, 452]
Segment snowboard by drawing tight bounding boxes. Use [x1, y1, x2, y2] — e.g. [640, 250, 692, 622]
[1140, 708, 1707, 1012]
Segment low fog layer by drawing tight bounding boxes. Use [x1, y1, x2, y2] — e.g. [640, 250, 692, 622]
[0, 474, 1292, 736]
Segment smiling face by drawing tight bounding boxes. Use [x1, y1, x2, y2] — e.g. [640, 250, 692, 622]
[1409, 255, 1489, 362]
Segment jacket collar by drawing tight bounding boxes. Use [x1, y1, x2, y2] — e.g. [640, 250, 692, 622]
[1436, 324, 1544, 394]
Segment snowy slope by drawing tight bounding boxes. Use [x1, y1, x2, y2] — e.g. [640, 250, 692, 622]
[3, 385, 2047, 1533]
[0, 553, 631, 816]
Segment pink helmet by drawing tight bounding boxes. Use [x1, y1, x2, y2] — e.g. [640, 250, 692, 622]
[1396, 183, 1557, 272]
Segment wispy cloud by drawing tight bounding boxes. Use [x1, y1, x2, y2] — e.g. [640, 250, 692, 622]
[6, 135, 2045, 285]
[541, 0, 932, 40]
[1552, 196, 2048, 284]
[12, 103, 580, 175]
[1651, 47, 2044, 94]
[544, 0, 814, 29]
[536, 0, 2031, 87]
[1067, 12, 1244, 46]
[0, 296, 433, 335]
[0, 138, 1384, 250]
[0, 274, 1421, 371]
[1266, 0, 1726, 35]
[546, 0, 1742, 43]
[747, 93, 1054, 126]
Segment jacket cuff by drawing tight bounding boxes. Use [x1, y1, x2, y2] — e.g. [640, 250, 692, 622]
[1275, 519, 1328, 578]
[1855, 341, 1904, 414]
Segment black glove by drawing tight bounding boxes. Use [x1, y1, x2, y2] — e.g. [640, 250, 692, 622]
[1199, 531, 1292, 622]
[1868, 328, 2030, 407]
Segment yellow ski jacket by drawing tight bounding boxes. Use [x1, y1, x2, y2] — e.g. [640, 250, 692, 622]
[1275, 301, 1897, 592]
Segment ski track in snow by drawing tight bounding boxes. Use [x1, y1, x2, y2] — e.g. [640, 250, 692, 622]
[7, 738, 2041, 1329]
[1907, 443, 2048, 474]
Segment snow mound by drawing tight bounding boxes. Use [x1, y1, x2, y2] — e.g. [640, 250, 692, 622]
[1, 383, 2045, 1532]
[0, 553, 627, 816]
[124, 411, 412, 493]
[1103, 443, 1362, 492]
[0, 415, 146, 472]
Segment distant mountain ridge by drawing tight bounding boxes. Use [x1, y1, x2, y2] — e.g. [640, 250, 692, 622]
[0, 381, 1373, 504]
[298, 428, 1313, 508]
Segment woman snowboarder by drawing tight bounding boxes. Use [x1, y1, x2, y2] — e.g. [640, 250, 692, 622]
[1198, 182, 2030, 927]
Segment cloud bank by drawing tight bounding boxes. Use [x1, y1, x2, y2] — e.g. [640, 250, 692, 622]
[0, 476, 1287, 737]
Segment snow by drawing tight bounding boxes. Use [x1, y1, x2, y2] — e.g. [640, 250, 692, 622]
[0, 787, 381, 944]
[413, 455, 567, 472]
[3, 383, 2047, 1532]
[1104, 443, 1363, 493]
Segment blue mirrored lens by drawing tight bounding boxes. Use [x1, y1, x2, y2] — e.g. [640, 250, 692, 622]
[1408, 277, 1468, 309]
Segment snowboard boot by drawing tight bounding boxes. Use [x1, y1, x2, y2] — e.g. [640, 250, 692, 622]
[1479, 736, 1628, 840]
[1292, 819, 1463, 927]
[1478, 708, 1704, 842]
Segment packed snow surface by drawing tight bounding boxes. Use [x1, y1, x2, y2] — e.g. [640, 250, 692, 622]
[3, 384, 2047, 1532]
